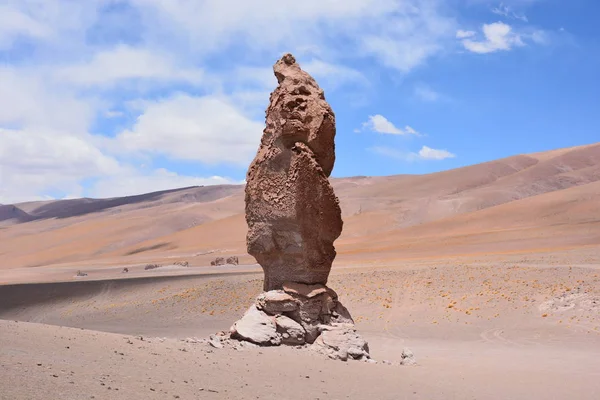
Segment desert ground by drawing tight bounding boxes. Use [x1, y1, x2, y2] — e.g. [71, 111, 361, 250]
[2, 143, 600, 399]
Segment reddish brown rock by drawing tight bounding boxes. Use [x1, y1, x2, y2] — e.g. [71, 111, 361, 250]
[245, 53, 343, 291]
[227, 54, 371, 361]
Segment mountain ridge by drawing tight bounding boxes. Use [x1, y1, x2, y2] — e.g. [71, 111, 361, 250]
[1, 142, 599, 269]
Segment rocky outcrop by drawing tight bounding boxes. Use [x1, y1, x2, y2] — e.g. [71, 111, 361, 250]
[230, 305, 280, 346]
[313, 325, 370, 362]
[228, 53, 370, 362]
[229, 282, 370, 361]
[244, 53, 343, 292]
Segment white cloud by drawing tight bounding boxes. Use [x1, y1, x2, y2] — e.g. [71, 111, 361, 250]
[0, 66, 95, 133]
[302, 60, 368, 89]
[529, 30, 548, 44]
[133, 0, 456, 73]
[460, 22, 525, 54]
[370, 145, 455, 161]
[414, 84, 441, 102]
[361, 115, 422, 136]
[57, 45, 204, 87]
[0, 127, 121, 203]
[132, 0, 400, 51]
[114, 94, 264, 165]
[87, 168, 241, 199]
[417, 145, 455, 160]
[0, 4, 50, 48]
[105, 110, 124, 118]
[456, 30, 476, 39]
[0, 0, 468, 203]
[492, 2, 528, 22]
[359, 1, 456, 72]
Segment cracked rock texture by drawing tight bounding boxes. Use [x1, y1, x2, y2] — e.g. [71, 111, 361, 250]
[245, 53, 343, 291]
[230, 53, 369, 361]
[229, 282, 370, 361]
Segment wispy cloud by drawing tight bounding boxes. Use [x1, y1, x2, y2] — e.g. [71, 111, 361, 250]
[56, 45, 204, 87]
[417, 145, 456, 160]
[414, 84, 444, 102]
[361, 115, 423, 136]
[456, 30, 476, 39]
[370, 145, 455, 161]
[459, 22, 525, 54]
[492, 2, 528, 22]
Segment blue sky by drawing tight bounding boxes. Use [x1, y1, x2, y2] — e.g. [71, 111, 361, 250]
[0, 0, 598, 203]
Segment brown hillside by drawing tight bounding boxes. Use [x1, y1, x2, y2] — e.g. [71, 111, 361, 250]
[1, 142, 599, 270]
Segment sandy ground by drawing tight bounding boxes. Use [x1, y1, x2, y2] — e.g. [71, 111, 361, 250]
[2, 143, 600, 398]
[2, 258, 600, 399]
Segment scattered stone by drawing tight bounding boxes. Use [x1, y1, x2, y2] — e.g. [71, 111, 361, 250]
[400, 348, 417, 366]
[226, 256, 239, 265]
[211, 257, 226, 266]
[241, 341, 258, 348]
[208, 335, 223, 349]
[174, 261, 189, 267]
[313, 326, 370, 362]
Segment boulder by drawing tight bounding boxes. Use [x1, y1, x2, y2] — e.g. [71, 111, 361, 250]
[400, 348, 417, 366]
[213, 257, 226, 266]
[230, 305, 280, 346]
[332, 301, 355, 325]
[314, 326, 370, 361]
[275, 315, 306, 345]
[226, 256, 239, 265]
[256, 290, 299, 315]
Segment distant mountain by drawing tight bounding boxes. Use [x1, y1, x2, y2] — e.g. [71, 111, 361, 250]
[1, 142, 599, 269]
[0, 205, 36, 226]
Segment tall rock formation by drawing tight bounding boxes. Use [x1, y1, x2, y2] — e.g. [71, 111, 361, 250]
[245, 53, 343, 291]
[228, 54, 370, 362]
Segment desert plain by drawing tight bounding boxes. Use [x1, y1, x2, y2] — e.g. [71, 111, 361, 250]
[2, 142, 600, 399]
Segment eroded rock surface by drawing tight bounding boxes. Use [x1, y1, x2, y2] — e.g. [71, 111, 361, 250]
[314, 326, 370, 362]
[245, 53, 343, 291]
[229, 282, 369, 360]
[228, 53, 371, 362]
[230, 305, 280, 346]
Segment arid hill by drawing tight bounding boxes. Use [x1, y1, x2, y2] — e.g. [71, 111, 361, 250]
[1, 142, 599, 270]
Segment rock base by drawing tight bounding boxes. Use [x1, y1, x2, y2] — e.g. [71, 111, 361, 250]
[229, 282, 370, 361]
